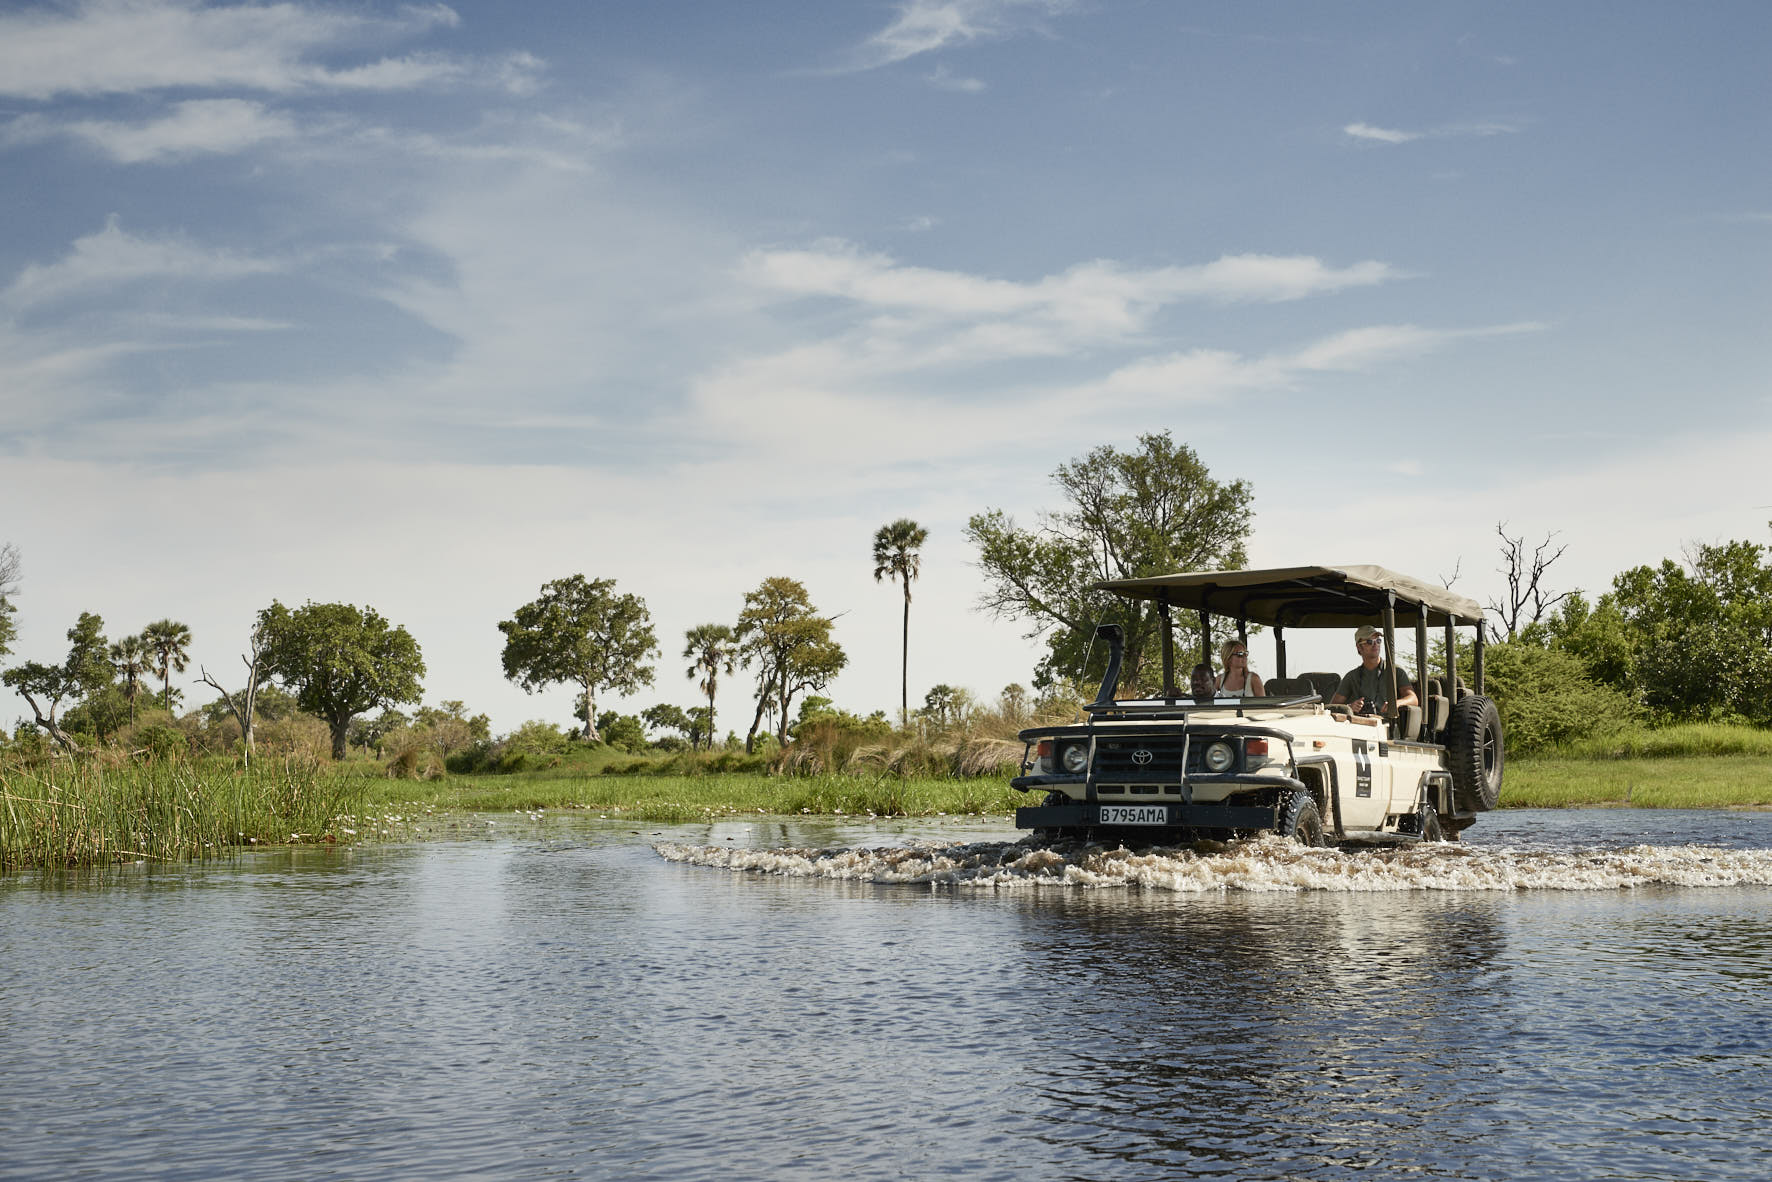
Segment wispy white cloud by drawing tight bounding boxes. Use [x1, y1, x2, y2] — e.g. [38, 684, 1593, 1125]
[925, 64, 986, 92]
[743, 242, 1400, 331]
[1343, 119, 1522, 145]
[1057, 322, 1544, 406]
[5, 98, 301, 162]
[0, 0, 536, 100]
[1343, 122, 1421, 144]
[842, 0, 1073, 72]
[3, 216, 284, 310]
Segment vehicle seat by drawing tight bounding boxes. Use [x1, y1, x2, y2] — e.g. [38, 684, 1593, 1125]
[1264, 677, 1314, 699]
[1395, 703, 1423, 742]
[1427, 694, 1450, 737]
[1300, 672, 1341, 701]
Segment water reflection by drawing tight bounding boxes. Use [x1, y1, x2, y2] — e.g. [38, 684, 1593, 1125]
[993, 891, 1514, 1178]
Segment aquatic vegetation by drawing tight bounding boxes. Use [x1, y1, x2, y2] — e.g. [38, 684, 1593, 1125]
[0, 756, 377, 870]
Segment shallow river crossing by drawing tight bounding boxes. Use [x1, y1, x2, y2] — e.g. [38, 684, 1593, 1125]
[4, 809, 1772, 1180]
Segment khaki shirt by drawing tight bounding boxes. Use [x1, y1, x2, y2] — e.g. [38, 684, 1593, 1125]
[1335, 662, 1414, 715]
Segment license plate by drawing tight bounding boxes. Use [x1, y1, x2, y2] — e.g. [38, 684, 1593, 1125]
[1099, 805, 1168, 826]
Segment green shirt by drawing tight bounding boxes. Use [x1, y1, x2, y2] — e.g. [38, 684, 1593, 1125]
[1335, 662, 1414, 715]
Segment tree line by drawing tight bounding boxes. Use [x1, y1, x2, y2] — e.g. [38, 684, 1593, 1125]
[6, 433, 1769, 766]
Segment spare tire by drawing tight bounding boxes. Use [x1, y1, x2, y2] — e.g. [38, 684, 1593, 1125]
[1446, 694, 1504, 811]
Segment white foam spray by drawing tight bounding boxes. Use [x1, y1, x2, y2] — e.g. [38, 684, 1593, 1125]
[654, 837, 1772, 892]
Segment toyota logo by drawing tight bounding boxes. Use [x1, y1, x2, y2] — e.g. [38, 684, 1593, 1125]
[1131, 749, 1154, 766]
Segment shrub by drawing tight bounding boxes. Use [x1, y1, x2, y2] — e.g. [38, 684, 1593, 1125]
[1482, 642, 1643, 755]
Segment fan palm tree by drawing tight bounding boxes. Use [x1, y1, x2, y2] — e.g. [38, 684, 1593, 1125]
[109, 633, 151, 724]
[683, 623, 737, 750]
[141, 619, 192, 714]
[872, 518, 929, 727]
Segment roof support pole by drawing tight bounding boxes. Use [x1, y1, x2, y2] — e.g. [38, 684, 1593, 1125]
[1275, 625, 1288, 679]
[1474, 620, 1487, 695]
[1415, 616, 1429, 705]
[1158, 597, 1175, 701]
[1382, 595, 1399, 717]
[1445, 621, 1458, 699]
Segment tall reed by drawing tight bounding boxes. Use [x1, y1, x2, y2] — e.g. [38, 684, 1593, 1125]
[0, 756, 376, 871]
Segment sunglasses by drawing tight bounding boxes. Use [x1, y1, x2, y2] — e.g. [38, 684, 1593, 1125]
[1357, 637, 1382, 646]
[1229, 650, 1248, 657]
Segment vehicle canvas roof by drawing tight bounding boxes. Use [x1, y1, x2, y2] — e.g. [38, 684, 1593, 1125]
[1094, 565, 1484, 629]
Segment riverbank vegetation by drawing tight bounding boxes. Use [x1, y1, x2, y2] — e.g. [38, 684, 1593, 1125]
[7, 717, 1772, 870]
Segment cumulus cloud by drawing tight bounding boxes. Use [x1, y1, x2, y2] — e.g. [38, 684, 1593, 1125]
[0, 0, 536, 100]
[843, 0, 1073, 71]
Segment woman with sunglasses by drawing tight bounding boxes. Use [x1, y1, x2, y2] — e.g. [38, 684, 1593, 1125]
[1215, 637, 1265, 698]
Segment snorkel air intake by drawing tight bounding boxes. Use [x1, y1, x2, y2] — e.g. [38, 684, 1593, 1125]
[1091, 624, 1125, 706]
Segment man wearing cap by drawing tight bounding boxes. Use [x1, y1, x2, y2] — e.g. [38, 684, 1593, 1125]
[1331, 625, 1419, 724]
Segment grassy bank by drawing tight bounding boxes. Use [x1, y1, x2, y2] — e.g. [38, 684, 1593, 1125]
[364, 769, 1024, 823]
[0, 758, 392, 871]
[9, 720, 1772, 869]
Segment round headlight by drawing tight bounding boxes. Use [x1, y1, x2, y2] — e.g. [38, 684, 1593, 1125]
[1060, 744, 1089, 774]
[1203, 741, 1236, 773]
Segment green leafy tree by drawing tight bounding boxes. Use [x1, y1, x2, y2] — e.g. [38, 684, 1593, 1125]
[735, 576, 848, 752]
[872, 518, 929, 726]
[64, 612, 113, 701]
[683, 623, 738, 751]
[0, 542, 19, 663]
[1553, 532, 1772, 724]
[141, 619, 192, 714]
[109, 633, 151, 724]
[920, 683, 973, 731]
[594, 710, 648, 752]
[966, 431, 1253, 690]
[3, 661, 78, 751]
[499, 575, 659, 742]
[257, 600, 426, 760]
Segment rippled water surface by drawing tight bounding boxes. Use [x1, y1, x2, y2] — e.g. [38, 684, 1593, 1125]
[5, 809, 1772, 1180]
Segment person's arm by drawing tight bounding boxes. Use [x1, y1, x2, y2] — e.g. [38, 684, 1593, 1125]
[1250, 672, 1265, 696]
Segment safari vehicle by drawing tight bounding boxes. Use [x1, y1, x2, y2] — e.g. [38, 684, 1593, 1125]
[1011, 565, 1504, 845]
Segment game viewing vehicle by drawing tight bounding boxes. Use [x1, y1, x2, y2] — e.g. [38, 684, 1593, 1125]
[1011, 565, 1504, 845]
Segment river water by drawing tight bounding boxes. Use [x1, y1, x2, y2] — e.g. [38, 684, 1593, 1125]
[5, 809, 1772, 1181]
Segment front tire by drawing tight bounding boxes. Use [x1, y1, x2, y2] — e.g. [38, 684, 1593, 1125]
[1277, 790, 1326, 847]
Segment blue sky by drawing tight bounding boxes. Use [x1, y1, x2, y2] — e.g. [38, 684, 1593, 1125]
[3, 0, 1769, 734]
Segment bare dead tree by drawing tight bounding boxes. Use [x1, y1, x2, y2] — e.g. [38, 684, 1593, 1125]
[199, 625, 266, 767]
[1489, 522, 1574, 640]
[1438, 557, 1463, 590]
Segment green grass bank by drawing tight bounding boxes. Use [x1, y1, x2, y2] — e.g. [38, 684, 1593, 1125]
[6, 721, 1772, 869]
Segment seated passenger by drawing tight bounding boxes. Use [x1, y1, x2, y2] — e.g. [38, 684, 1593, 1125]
[1190, 662, 1217, 704]
[1215, 638, 1265, 698]
[1329, 625, 1419, 726]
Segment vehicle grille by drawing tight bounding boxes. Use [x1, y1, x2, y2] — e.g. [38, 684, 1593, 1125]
[1092, 734, 1241, 781]
[1093, 736, 1188, 782]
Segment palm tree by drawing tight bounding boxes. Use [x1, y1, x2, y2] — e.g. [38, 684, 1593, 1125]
[109, 633, 151, 724]
[141, 619, 192, 714]
[683, 623, 737, 750]
[872, 518, 929, 727]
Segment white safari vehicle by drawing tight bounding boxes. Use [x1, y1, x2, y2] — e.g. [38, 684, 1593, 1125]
[1011, 566, 1505, 845]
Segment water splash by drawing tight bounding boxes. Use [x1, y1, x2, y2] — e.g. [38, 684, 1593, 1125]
[654, 837, 1772, 892]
